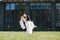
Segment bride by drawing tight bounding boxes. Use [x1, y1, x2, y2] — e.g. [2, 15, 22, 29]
[19, 13, 37, 34]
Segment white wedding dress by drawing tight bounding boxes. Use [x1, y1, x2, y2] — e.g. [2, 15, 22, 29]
[19, 19, 37, 34]
[25, 20, 37, 34]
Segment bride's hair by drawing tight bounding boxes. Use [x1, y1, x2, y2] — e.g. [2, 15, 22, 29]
[27, 15, 31, 21]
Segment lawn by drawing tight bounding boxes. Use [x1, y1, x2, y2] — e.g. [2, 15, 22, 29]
[0, 31, 60, 40]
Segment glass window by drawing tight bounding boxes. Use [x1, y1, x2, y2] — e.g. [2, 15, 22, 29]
[30, 3, 40, 9]
[5, 3, 10, 10]
[41, 3, 51, 9]
[56, 3, 60, 9]
[10, 3, 15, 10]
[24, 0, 29, 1]
[23, 0, 51, 2]
[30, 3, 51, 9]
[40, 0, 51, 2]
[15, 3, 20, 9]
[5, 3, 20, 10]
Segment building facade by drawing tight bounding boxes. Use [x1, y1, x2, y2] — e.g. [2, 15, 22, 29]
[0, 0, 60, 31]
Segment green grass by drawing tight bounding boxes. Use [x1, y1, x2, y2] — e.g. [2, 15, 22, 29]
[0, 31, 60, 40]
